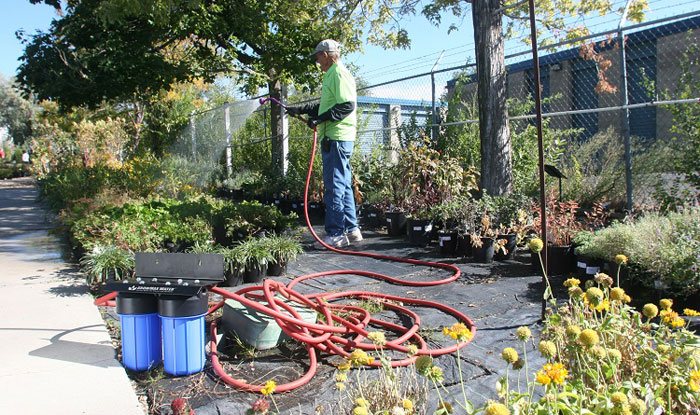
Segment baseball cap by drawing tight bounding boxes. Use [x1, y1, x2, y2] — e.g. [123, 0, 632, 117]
[309, 39, 340, 57]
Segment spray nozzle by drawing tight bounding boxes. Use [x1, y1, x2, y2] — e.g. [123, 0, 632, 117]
[258, 96, 287, 109]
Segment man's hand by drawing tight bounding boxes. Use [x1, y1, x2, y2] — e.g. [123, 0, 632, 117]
[306, 118, 320, 129]
[286, 106, 302, 117]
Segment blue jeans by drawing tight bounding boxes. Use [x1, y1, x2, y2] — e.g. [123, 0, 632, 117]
[322, 139, 358, 237]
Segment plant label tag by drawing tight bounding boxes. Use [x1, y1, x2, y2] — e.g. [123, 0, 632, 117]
[413, 226, 423, 231]
[586, 266, 600, 274]
[425, 224, 433, 232]
[387, 218, 392, 223]
[369, 213, 377, 217]
[577, 262, 586, 268]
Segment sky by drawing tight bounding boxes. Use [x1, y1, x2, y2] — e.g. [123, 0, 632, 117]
[1, 0, 698, 99]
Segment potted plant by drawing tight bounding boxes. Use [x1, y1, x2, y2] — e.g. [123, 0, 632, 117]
[431, 197, 466, 256]
[263, 233, 303, 276]
[232, 237, 275, 283]
[79, 244, 135, 285]
[469, 214, 507, 263]
[530, 195, 583, 275]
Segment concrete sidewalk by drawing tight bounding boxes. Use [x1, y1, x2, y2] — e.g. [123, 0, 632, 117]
[0, 177, 143, 415]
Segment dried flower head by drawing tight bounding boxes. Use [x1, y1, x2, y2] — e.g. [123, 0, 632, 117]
[568, 286, 584, 298]
[578, 329, 599, 348]
[593, 272, 613, 287]
[585, 287, 604, 306]
[610, 287, 626, 302]
[513, 358, 525, 370]
[611, 392, 628, 406]
[607, 348, 622, 363]
[367, 331, 387, 346]
[515, 326, 532, 341]
[390, 407, 406, 415]
[539, 340, 557, 359]
[591, 345, 607, 359]
[406, 344, 419, 356]
[642, 303, 658, 319]
[501, 347, 519, 364]
[563, 278, 581, 288]
[566, 325, 581, 339]
[251, 397, 270, 414]
[415, 355, 433, 375]
[528, 238, 544, 253]
[659, 298, 673, 311]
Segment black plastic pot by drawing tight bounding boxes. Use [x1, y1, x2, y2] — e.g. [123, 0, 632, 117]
[455, 234, 473, 257]
[243, 263, 268, 283]
[531, 245, 576, 276]
[494, 234, 517, 261]
[472, 237, 495, 263]
[361, 205, 384, 229]
[407, 218, 432, 246]
[385, 211, 407, 237]
[437, 230, 458, 256]
[307, 202, 324, 219]
[266, 261, 287, 277]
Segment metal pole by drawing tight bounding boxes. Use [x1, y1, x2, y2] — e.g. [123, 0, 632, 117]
[224, 102, 233, 178]
[430, 51, 445, 142]
[527, 0, 548, 319]
[619, 0, 634, 212]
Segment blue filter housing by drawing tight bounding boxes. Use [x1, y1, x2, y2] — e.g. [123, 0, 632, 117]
[158, 292, 208, 376]
[116, 293, 162, 371]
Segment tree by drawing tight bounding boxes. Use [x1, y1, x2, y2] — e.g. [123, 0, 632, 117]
[0, 76, 36, 145]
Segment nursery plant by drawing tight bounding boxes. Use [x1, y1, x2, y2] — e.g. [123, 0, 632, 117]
[79, 245, 134, 284]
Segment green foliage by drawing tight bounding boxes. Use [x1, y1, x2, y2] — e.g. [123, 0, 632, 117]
[262, 233, 303, 265]
[576, 207, 700, 296]
[439, 70, 480, 167]
[223, 200, 299, 241]
[0, 76, 36, 144]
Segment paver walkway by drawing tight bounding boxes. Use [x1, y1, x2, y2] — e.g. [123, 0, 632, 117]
[0, 177, 144, 415]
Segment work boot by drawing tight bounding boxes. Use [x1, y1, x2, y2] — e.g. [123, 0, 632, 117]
[314, 234, 349, 250]
[346, 228, 363, 243]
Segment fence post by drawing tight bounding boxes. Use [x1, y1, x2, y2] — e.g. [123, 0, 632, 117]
[619, 0, 634, 212]
[224, 102, 233, 178]
[388, 104, 402, 164]
[189, 111, 196, 161]
[430, 51, 445, 142]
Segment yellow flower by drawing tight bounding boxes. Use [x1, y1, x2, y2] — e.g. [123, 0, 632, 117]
[659, 298, 673, 311]
[501, 347, 519, 364]
[528, 238, 544, 253]
[442, 322, 473, 342]
[611, 392, 628, 406]
[536, 371, 551, 386]
[642, 303, 658, 319]
[578, 329, 599, 348]
[614, 254, 628, 265]
[660, 309, 685, 328]
[427, 366, 444, 382]
[484, 401, 510, 415]
[336, 373, 348, 382]
[623, 294, 632, 304]
[630, 398, 646, 414]
[335, 382, 346, 391]
[683, 308, 700, 316]
[355, 398, 369, 407]
[515, 326, 531, 341]
[689, 370, 700, 392]
[610, 287, 626, 302]
[657, 344, 670, 354]
[535, 362, 568, 386]
[353, 406, 369, 415]
[348, 349, 374, 366]
[538, 341, 557, 359]
[402, 398, 414, 411]
[585, 287, 604, 306]
[367, 331, 387, 346]
[260, 380, 276, 396]
[593, 299, 611, 312]
[591, 346, 607, 360]
[563, 278, 581, 288]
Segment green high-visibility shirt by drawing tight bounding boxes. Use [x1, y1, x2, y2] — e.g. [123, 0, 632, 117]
[318, 62, 357, 141]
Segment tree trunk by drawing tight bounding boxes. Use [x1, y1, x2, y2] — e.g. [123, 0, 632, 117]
[268, 79, 288, 179]
[472, 0, 512, 196]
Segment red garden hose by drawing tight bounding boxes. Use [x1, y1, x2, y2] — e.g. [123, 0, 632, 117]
[94, 126, 476, 395]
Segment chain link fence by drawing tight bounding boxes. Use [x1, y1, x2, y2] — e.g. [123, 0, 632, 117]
[181, 7, 700, 209]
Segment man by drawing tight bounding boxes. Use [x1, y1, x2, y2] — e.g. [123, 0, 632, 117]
[287, 39, 362, 248]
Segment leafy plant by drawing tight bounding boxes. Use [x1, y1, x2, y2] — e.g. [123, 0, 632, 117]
[262, 233, 303, 265]
[231, 237, 275, 272]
